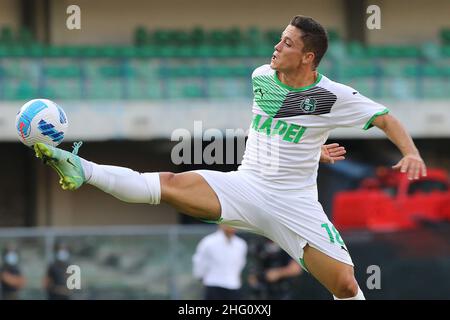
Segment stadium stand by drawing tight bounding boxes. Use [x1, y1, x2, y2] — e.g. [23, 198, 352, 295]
[0, 26, 449, 100]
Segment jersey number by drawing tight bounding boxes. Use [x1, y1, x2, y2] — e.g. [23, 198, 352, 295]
[320, 223, 345, 245]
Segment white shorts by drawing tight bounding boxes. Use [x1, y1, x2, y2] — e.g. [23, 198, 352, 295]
[195, 169, 354, 270]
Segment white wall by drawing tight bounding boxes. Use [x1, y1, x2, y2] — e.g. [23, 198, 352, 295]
[2, 99, 450, 142]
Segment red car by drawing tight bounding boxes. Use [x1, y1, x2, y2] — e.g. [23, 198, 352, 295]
[333, 167, 450, 231]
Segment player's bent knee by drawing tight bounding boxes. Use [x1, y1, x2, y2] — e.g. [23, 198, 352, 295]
[334, 273, 359, 298]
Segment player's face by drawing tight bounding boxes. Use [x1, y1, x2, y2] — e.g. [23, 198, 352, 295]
[271, 25, 312, 72]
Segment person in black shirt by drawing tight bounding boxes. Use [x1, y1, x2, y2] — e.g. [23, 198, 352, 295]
[43, 242, 72, 300]
[248, 239, 302, 299]
[0, 245, 26, 300]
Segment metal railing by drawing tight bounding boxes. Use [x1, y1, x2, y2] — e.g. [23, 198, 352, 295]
[0, 224, 220, 300]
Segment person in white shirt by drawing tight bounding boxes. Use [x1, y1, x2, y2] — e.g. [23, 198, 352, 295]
[192, 225, 247, 300]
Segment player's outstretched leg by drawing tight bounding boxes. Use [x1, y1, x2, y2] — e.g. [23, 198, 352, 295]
[303, 245, 365, 300]
[34, 143, 221, 221]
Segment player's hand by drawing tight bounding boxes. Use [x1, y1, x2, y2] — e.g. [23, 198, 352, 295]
[320, 143, 346, 164]
[392, 154, 427, 180]
[248, 274, 259, 287]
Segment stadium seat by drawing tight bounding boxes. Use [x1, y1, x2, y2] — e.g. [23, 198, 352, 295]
[442, 46, 450, 57]
[17, 27, 34, 45]
[327, 42, 346, 60]
[152, 29, 171, 45]
[254, 45, 273, 57]
[233, 45, 252, 58]
[399, 46, 421, 58]
[134, 27, 148, 46]
[2, 83, 17, 100]
[2, 45, 26, 57]
[327, 29, 340, 42]
[99, 65, 124, 77]
[16, 81, 37, 100]
[0, 46, 7, 57]
[183, 84, 203, 98]
[209, 30, 228, 45]
[421, 43, 441, 60]
[422, 65, 441, 77]
[0, 25, 448, 101]
[46, 46, 64, 57]
[177, 46, 195, 58]
[27, 44, 45, 57]
[45, 80, 82, 99]
[87, 80, 123, 99]
[265, 29, 282, 46]
[159, 46, 178, 58]
[80, 46, 101, 58]
[209, 66, 233, 77]
[366, 46, 384, 58]
[212, 46, 233, 58]
[96, 46, 119, 58]
[440, 28, 450, 45]
[173, 30, 190, 45]
[193, 45, 213, 58]
[403, 65, 420, 77]
[380, 77, 414, 99]
[0, 26, 14, 45]
[136, 46, 156, 58]
[228, 27, 242, 45]
[190, 27, 206, 45]
[44, 66, 82, 78]
[381, 61, 405, 77]
[347, 42, 366, 58]
[443, 66, 450, 77]
[128, 79, 162, 99]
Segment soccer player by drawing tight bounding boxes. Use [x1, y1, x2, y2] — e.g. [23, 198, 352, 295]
[34, 15, 427, 300]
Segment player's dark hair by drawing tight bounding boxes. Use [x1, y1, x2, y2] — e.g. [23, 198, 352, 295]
[290, 15, 328, 69]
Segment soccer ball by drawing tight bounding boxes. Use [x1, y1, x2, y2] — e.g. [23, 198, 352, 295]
[15, 99, 69, 147]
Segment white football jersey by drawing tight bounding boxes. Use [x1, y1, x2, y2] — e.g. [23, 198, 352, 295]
[238, 64, 389, 190]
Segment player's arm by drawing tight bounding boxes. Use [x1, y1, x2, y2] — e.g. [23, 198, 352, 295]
[1, 271, 26, 289]
[265, 259, 302, 283]
[372, 113, 427, 180]
[320, 143, 346, 164]
[42, 275, 51, 289]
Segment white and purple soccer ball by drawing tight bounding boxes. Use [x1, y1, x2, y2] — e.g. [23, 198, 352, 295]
[15, 99, 69, 147]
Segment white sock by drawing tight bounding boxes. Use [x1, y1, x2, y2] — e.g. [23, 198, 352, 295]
[87, 163, 161, 204]
[333, 287, 365, 300]
[81, 159, 93, 181]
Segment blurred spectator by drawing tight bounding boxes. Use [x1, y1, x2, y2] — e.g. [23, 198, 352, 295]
[0, 244, 26, 300]
[43, 242, 72, 300]
[193, 225, 247, 300]
[247, 239, 302, 299]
